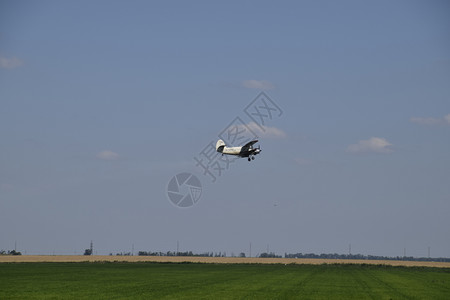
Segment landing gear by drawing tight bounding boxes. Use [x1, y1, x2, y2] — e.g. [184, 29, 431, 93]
[251, 156, 255, 160]
[248, 157, 251, 162]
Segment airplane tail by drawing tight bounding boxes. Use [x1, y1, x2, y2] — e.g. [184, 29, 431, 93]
[216, 139, 226, 153]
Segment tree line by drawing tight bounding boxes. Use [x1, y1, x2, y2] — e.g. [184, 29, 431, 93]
[133, 250, 450, 262]
[0, 249, 22, 255]
[284, 252, 450, 262]
[137, 251, 247, 257]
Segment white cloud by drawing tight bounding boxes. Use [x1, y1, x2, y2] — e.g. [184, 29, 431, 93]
[245, 122, 286, 138]
[96, 150, 120, 160]
[0, 56, 23, 69]
[410, 114, 450, 126]
[347, 137, 393, 154]
[242, 80, 275, 90]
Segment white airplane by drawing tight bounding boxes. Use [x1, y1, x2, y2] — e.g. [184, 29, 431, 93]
[216, 139, 261, 161]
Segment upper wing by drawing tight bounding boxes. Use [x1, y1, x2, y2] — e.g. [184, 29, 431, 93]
[241, 139, 258, 150]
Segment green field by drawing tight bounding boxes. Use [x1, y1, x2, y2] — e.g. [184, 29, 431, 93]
[1, 262, 449, 299]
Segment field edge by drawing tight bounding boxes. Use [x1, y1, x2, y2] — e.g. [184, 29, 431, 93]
[1, 255, 450, 268]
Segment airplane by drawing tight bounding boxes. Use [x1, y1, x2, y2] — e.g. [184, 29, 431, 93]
[216, 139, 261, 161]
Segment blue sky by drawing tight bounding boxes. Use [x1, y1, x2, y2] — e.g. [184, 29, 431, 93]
[1, 0, 449, 257]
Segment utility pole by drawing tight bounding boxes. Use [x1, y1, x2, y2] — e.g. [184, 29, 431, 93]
[90, 240, 93, 256]
[249, 242, 252, 258]
[132, 244, 134, 256]
[428, 246, 430, 259]
[349, 244, 351, 256]
[177, 241, 179, 256]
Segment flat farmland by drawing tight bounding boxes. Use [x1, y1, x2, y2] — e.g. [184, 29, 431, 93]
[1, 255, 450, 268]
[1, 259, 450, 299]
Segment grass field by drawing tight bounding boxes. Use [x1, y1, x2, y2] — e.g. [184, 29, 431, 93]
[1, 262, 449, 299]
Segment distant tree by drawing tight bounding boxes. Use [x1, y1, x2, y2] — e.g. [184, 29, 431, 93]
[239, 252, 246, 258]
[259, 252, 281, 258]
[1, 250, 21, 255]
[84, 249, 92, 256]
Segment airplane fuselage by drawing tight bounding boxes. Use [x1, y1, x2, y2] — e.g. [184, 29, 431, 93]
[222, 146, 243, 156]
[216, 139, 261, 161]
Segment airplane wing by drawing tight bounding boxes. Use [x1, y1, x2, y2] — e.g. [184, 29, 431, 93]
[242, 139, 258, 150]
